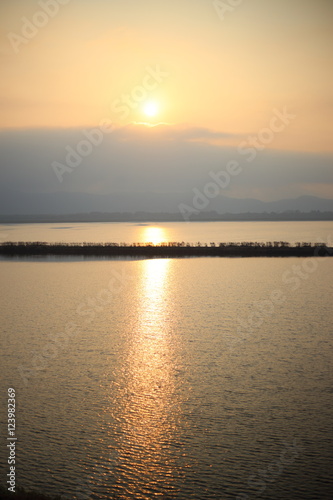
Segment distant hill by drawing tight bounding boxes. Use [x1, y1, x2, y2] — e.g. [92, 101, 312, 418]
[1, 191, 333, 217]
[1, 210, 333, 223]
[210, 195, 333, 214]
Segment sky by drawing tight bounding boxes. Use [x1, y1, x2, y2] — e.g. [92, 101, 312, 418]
[0, 0, 332, 214]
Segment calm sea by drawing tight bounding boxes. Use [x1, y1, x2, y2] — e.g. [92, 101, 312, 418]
[1, 220, 333, 245]
[0, 222, 332, 499]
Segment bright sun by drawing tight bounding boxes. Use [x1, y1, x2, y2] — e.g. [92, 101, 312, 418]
[143, 101, 159, 118]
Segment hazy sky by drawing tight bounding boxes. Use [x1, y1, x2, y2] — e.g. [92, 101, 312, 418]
[0, 0, 332, 213]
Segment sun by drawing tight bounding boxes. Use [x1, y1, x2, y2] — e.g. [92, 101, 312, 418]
[143, 101, 159, 118]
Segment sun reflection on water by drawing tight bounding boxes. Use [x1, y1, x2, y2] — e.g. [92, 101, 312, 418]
[111, 258, 183, 498]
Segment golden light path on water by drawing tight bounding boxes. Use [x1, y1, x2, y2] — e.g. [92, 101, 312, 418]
[110, 226, 184, 498]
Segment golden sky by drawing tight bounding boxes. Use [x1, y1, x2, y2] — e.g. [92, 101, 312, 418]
[1, 0, 332, 152]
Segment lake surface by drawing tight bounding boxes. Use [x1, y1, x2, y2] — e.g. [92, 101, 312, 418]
[1, 254, 332, 499]
[1, 221, 333, 245]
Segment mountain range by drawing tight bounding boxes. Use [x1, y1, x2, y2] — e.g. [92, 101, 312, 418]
[1, 194, 333, 222]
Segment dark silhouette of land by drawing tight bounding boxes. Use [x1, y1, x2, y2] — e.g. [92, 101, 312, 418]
[1, 241, 332, 258]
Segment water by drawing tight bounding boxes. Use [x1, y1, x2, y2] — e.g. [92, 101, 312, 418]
[0, 222, 332, 499]
[1, 220, 333, 245]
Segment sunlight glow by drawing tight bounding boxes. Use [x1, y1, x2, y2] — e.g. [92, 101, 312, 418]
[142, 226, 166, 246]
[143, 101, 159, 117]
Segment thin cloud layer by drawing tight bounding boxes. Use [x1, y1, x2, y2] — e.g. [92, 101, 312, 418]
[0, 126, 332, 214]
[112, 123, 243, 142]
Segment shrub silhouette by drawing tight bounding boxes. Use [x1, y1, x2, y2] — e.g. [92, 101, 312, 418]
[0, 241, 331, 258]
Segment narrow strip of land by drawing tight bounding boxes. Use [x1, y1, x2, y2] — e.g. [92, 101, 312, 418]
[0, 242, 332, 258]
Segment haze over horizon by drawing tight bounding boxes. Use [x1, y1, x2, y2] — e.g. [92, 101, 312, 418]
[1, 0, 332, 215]
[1, 4, 333, 499]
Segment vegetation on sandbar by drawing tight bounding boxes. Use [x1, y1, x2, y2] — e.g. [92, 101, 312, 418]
[0, 241, 332, 258]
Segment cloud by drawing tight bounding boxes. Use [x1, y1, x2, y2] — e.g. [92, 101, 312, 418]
[0, 125, 332, 213]
[112, 123, 242, 142]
